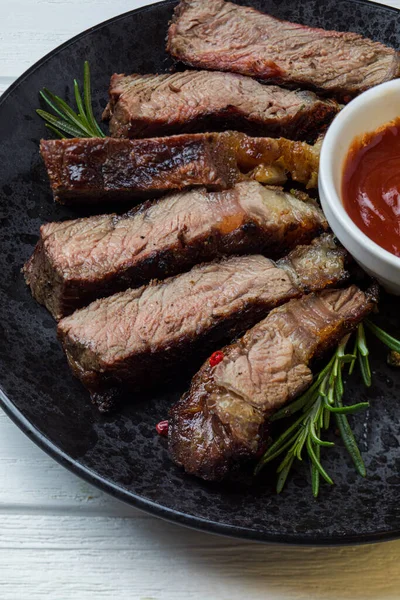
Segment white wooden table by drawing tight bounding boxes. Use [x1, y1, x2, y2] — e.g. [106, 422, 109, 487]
[1, 1, 400, 598]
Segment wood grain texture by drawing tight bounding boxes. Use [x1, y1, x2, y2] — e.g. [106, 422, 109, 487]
[1, 513, 400, 600]
[1, 1, 400, 598]
[0, 0, 154, 77]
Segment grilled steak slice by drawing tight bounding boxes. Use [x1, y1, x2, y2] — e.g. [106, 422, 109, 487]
[24, 182, 327, 320]
[167, 0, 400, 98]
[40, 134, 236, 204]
[40, 132, 320, 204]
[169, 285, 377, 481]
[57, 235, 348, 411]
[103, 70, 338, 139]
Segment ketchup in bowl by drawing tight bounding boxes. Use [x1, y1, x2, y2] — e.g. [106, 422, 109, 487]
[342, 118, 400, 257]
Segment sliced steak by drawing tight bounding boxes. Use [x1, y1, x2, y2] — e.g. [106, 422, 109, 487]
[40, 134, 236, 204]
[103, 70, 339, 139]
[24, 182, 327, 319]
[169, 285, 377, 481]
[57, 235, 348, 411]
[167, 0, 400, 98]
[40, 132, 320, 204]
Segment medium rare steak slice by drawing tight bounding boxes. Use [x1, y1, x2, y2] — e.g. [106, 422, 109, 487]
[24, 182, 327, 320]
[57, 235, 348, 411]
[168, 285, 377, 481]
[103, 70, 339, 139]
[40, 132, 320, 204]
[167, 0, 400, 98]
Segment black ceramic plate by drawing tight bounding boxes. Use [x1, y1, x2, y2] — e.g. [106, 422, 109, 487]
[1, 0, 400, 546]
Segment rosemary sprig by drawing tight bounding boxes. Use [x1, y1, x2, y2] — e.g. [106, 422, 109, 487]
[255, 319, 399, 496]
[364, 319, 400, 353]
[36, 61, 105, 139]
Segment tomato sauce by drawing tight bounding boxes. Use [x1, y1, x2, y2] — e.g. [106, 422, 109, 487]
[342, 118, 400, 257]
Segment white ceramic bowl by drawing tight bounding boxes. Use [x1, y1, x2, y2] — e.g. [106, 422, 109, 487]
[319, 79, 400, 295]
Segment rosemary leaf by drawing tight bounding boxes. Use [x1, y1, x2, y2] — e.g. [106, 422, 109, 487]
[330, 357, 338, 383]
[270, 388, 314, 421]
[36, 109, 85, 138]
[324, 398, 369, 414]
[318, 373, 329, 398]
[327, 384, 335, 405]
[73, 79, 92, 131]
[41, 87, 92, 135]
[348, 335, 358, 375]
[254, 430, 300, 470]
[357, 323, 369, 356]
[44, 123, 65, 138]
[365, 320, 400, 353]
[83, 61, 105, 138]
[306, 435, 334, 484]
[311, 458, 320, 498]
[294, 426, 308, 460]
[276, 455, 295, 493]
[276, 448, 296, 474]
[323, 405, 330, 430]
[359, 353, 372, 387]
[335, 363, 344, 401]
[338, 334, 351, 357]
[309, 421, 334, 447]
[39, 90, 66, 120]
[335, 413, 366, 477]
[254, 413, 305, 470]
[340, 354, 357, 364]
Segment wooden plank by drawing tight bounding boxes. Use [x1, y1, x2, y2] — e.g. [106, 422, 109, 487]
[0, 514, 400, 600]
[0, 0, 154, 77]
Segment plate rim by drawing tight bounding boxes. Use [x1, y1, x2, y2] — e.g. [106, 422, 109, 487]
[1, 0, 400, 546]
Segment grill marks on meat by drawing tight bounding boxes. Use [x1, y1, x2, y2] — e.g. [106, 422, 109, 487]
[40, 132, 320, 204]
[40, 134, 236, 204]
[24, 182, 327, 319]
[57, 235, 348, 411]
[167, 0, 400, 98]
[103, 70, 339, 139]
[169, 285, 377, 481]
